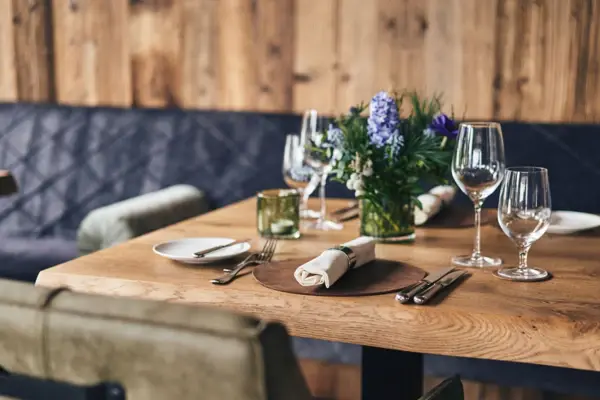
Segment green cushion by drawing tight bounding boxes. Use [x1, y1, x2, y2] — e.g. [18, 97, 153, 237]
[77, 185, 209, 255]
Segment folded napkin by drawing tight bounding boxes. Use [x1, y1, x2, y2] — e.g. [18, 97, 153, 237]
[414, 185, 456, 226]
[294, 237, 375, 288]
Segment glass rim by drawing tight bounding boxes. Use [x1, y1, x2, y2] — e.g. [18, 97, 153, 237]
[459, 121, 501, 128]
[506, 166, 548, 173]
[257, 188, 300, 198]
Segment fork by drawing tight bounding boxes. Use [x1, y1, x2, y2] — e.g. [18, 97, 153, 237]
[210, 239, 277, 285]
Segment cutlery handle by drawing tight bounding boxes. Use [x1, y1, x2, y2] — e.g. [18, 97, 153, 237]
[395, 281, 430, 303]
[413, 283, 443, 304]
[194, 239, 248, 257]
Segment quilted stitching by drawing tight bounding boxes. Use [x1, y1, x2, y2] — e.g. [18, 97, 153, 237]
[0, 104, 303, 239]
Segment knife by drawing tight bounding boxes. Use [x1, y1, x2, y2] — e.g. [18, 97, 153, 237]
[413, 270, 467, 305]
[395, 267, 455, 304]
[193, 239, 251, 258]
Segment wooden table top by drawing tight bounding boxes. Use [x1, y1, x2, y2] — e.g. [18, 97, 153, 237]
[36, 198, 600, 372]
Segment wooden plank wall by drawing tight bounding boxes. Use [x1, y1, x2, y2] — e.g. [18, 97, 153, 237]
[0, 0, 599, 122]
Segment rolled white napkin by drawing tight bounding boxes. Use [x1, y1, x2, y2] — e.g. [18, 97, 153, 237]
[414, 185, 457, 225]
[294, 237, 376, 288]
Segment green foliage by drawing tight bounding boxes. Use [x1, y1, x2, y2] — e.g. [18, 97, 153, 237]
[330, 91, 456, 208]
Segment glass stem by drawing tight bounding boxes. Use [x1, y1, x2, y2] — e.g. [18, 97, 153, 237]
[518, 246, 531, 272]
[318, 171, 327, 223]
[471, 201, 483, 260]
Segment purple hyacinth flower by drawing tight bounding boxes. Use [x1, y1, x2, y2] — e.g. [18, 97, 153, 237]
[367, 91, 400, 148]
[429, 113, 458, 138]
[327, 124, 344, 147]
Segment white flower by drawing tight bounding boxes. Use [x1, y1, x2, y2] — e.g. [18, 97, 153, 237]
[352, 179, 363, 191]
[355, 189, 365, 197]
[332, 148, 343, 161]
[346, 179, 355, 190]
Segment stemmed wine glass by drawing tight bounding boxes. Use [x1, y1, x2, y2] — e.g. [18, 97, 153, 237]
[496, 167, 552, 281]
[451, 122, 505, 267]
[282, 134, 320, 219]
[300, 110, 342, 231]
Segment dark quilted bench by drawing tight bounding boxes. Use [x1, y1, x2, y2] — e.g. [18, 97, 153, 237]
[1, 103, 600, 397]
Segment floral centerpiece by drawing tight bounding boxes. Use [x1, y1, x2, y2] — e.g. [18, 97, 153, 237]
[326, 91, 458, 242]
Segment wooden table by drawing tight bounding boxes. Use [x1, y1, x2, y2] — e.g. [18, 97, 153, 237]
[37, 198, 600, 399]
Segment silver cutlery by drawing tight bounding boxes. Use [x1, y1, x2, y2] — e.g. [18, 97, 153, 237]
[413, 270, 467, 304]
[395, 267, 455, 304]
[194, 238, 251, 258]
[210, 239, 277, 285]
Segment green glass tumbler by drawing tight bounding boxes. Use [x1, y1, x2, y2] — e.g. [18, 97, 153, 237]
[257, 189, 301, 239]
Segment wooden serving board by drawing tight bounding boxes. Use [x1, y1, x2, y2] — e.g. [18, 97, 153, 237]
[253, 258, 426, 297]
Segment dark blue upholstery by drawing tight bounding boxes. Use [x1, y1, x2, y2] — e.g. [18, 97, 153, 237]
[1, 103, 600, 396]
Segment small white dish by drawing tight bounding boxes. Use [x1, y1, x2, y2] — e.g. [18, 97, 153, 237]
[153, 237, 250, 264]
[547, 211, 600, 235]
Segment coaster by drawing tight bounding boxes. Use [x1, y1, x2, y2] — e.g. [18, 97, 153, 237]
[253, 258, 426, 297]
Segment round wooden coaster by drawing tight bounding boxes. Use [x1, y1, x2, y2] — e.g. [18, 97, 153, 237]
[253, 258, 426, 297]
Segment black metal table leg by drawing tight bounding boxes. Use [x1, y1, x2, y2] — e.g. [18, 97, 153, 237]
[361, 346, 423, 400]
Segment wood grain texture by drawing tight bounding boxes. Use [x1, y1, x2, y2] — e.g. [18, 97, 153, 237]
[336, 0, 378, 111]
[216, 0, 257, 110]
[53, 0, 130, 106]
[180, 0, 218, 109]
[11, 0, 53, 101]
[37, 198, 600, 373]
[255, 0, 294, 112]
[2, 0, 600, 121]
[0, 0, 17, 101]
[130, 0, 180, 107]
[292, 0, 338, 114]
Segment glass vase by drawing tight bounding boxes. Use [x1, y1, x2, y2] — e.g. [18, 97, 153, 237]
[359, 197, 415, 243]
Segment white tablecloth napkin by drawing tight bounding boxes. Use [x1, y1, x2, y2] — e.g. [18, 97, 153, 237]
[294, 236, 376, 288]
[414, 185, 456, 225]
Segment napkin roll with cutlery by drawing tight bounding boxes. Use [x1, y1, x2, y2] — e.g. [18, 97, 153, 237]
[294, 237, 375, 288]
[414, 185, 456, 225]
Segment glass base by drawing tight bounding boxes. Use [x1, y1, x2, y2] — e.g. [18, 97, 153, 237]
[452, 255, 502, 268]
[366, 232, 416, 243]
[494, 267, 550, 282]
[300, 209, 321, 219]
[303, 219, 343, 231]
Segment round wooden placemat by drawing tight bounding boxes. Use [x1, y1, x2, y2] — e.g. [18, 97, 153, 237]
[253, 258, 426, 297]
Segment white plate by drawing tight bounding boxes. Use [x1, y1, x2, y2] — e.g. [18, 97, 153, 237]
[547, 211, 600, 235]
[153, 237, 250, 264]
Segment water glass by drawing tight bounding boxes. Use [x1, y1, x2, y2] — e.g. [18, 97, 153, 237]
[451, 122, 505, 267]
[300, 109, 342, 231]
[496, 167, 552, 281]
[282, 134, 320, 219]
[257, 189, 301, 239]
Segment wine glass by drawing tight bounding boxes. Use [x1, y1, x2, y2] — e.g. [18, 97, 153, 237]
[300, 110, 342, 231]
[496, 167, 552, 281]
[282, 134, 320, 219]
[451, 122, 505, 267]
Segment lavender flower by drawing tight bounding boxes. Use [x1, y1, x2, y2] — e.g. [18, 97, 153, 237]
[367, 91, 400, 147]
[429, 113, 458, 138]
[326, 124, 344, 147]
